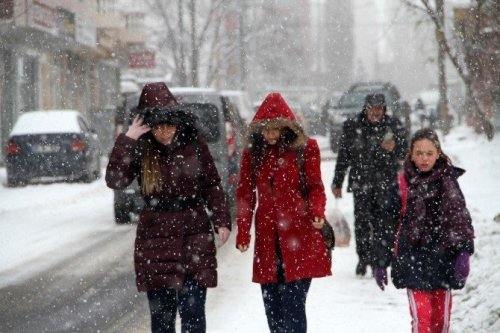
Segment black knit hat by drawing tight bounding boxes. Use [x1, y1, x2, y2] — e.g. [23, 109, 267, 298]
[364, 93, 386, 108]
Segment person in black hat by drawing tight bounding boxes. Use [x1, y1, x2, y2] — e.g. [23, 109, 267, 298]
[331, 93, 408, 278]
[106, 82, 231, 333]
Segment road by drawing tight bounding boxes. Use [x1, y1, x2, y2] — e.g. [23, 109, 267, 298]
[0, 224, 150, 333]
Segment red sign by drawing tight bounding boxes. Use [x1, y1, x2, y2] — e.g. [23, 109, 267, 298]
[128, 51, 156, 69]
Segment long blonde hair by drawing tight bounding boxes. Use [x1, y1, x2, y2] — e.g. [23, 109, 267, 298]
[141, 139, 163, 195]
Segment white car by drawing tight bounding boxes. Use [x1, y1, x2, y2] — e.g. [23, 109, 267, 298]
[220, 90, 255, 124]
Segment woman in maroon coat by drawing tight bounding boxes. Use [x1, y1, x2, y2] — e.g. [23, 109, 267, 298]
[106, 82, 231, 333]
[236, 92, 331, 333]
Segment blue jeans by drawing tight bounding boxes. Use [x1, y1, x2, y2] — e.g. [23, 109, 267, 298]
[261, 244, 312, 333]
[147, 277, 207, 333]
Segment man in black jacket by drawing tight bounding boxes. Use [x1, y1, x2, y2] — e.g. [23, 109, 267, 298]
[332, 93, 407, 276]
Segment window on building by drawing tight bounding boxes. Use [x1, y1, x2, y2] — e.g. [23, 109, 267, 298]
[97, 0, 116, 14]
[125, 13, 144, 31]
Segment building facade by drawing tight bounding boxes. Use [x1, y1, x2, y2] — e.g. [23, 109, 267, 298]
[0, 0, 148, 162]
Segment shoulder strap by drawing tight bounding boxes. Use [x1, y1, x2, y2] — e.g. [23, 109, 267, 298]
[393, 173, 408, 256]
[297, 145, 308, 202]
[397, 173, 408, 217]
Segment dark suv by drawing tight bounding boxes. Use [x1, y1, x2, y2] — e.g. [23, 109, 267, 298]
[327, 82, 409, 152]
[112, 88, 242, 224]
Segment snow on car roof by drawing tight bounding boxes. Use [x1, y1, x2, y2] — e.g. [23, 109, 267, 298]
[10, 110, 83, 136]
[170, 87, 217, 94]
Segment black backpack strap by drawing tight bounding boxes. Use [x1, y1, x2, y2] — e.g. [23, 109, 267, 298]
[296, 146, 308, 201]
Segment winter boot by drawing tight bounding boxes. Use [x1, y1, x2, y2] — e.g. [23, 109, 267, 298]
[355, 261, 367, 276]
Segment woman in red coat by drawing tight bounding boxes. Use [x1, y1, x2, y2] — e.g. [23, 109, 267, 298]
[236, 92, 331, 333]
[106, 82, 231, 333]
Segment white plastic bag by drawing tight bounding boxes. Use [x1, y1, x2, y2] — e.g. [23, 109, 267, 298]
[327, 204, 351, 247]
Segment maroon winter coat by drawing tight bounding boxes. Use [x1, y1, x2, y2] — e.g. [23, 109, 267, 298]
[106, 132, 231, 292]
[236, 93, 331, 284]
[391, 157, 474, 290]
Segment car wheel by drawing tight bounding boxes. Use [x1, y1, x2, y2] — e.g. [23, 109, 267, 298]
[93, 164, 101, 180]
[80, 171, 94, 183]
[93, 156, 102, 180]
[114, 204, 131, 224]
[7, 176, 26, 187]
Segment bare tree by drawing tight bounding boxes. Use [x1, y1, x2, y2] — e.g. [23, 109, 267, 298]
[146, 0, 230, 87]
[401, 0, 496, 139]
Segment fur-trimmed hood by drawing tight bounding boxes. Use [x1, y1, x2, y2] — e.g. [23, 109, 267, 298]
[248, 92, 306, 150]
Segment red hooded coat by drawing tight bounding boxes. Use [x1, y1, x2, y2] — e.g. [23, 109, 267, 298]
[236, 93, 331, 284]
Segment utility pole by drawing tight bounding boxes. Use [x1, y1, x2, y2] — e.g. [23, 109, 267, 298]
[178, 0, 187, 86]
[238, 0, 247, 90]
[189, 0, 198, 86]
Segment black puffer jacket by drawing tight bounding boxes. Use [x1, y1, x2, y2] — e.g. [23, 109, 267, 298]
[332, 112, 407, 192]
[332, 111, 407, 269]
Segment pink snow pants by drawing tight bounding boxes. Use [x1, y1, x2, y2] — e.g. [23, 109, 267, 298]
[407, 289, 452, 333]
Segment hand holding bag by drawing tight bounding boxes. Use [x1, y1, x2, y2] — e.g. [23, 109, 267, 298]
[320, 220, 335, 253]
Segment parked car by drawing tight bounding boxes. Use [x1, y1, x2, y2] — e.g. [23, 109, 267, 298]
[220, 96, 246, 216]
[301, 101, 328, 136]
[112, 87, 239, 224]
[220, 90, 255, 124]
[112, 92, 142, 223]
[327, 82, 408, 152]
[6, 110, 102, 187]
[170, 87, 230, 191]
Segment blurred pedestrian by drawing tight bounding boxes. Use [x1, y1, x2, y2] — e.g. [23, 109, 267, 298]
[386, 128, 474, 333]
[105, 82, 231, 333]
[236, 92, 331, 333]
[331, 93, 407, 276]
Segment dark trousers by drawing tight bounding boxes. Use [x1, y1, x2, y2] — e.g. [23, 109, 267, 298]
[353, 188, 384, 266]
[260, 244, 312, 333]
[147, 277, 207, 333]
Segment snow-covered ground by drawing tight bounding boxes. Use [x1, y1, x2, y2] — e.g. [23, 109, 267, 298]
[0, 125, 498, 332]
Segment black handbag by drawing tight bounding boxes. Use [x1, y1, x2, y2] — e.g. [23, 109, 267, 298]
[321, 220, 335, 254]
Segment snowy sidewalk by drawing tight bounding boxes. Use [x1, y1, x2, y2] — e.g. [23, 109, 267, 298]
[207, 235, 409, 332]
[203, 159, 409, 332]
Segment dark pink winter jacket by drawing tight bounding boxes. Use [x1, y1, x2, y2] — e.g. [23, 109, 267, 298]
[106, 133, 230, 291]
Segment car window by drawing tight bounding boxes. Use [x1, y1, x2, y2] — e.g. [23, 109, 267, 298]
[341, 89, 399, 109]
[78, 117, 90, 133]
[185, 103, 221, 143]
[338, 91, 368, 109]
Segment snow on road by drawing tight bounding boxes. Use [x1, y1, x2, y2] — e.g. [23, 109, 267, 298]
[0, 177, 118, 287]
[0, 125, 498, 332]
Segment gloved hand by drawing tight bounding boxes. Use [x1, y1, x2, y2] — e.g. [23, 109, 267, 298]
[454, 252, 470, 283]
[374, 267, 388, 291]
